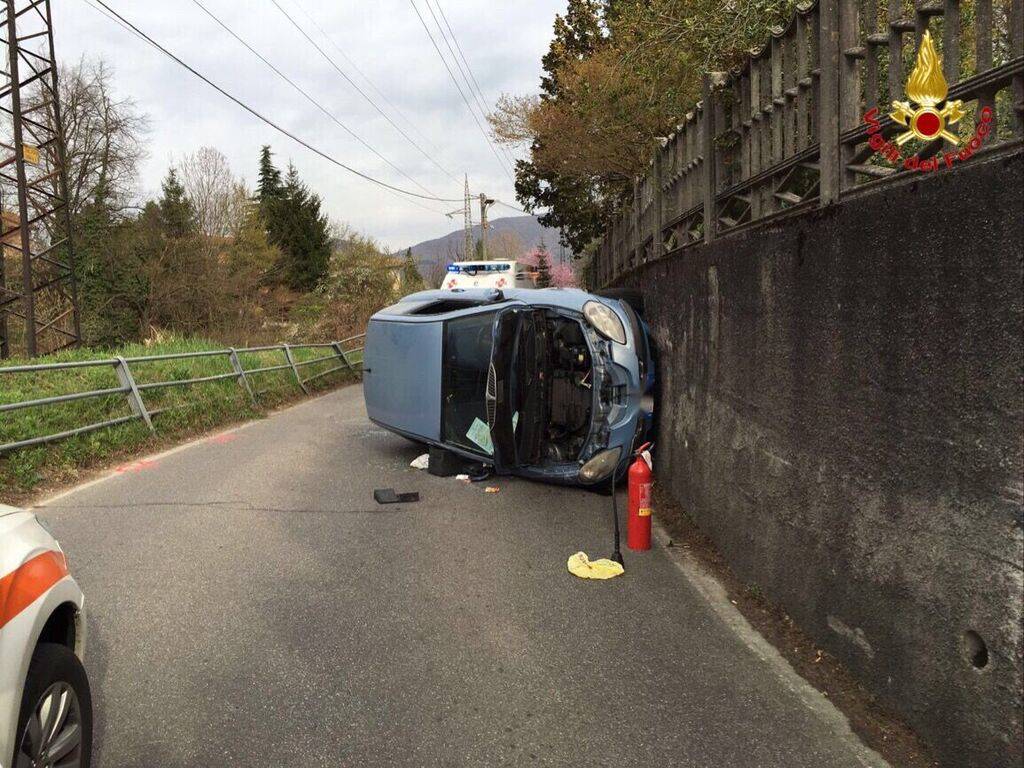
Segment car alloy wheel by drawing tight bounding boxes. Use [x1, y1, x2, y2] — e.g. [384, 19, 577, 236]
[15, 681, 84, 768]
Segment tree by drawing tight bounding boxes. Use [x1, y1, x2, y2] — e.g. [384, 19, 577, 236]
[488, 0, 610, 253]
[400, 247, 424, 292]
[256, 145, 283, 206]
[486, 231, 525, 261]
[54, 58, 149, 223]
[156, 169, 196, 238]
[74, 182, 150, 344]
[267, 163, 331, 291]
[178, 146, 246, 238]
[489, 0, 796, 252]
[534, 246, 552, 288]
[320, 228, 401, 329]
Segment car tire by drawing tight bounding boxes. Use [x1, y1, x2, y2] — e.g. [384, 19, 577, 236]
[12, 643, 93, 768]
[595, 287, 644, 315]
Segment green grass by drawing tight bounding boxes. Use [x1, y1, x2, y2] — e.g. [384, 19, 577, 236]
[0, 336, 362, 501]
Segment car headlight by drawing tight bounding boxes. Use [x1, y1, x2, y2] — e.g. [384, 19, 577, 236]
[578, 446, 623, 483]
[583, 301, 627, 344]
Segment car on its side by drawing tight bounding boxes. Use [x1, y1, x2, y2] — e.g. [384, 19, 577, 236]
[363, 287, 654, 486]
[0, 504, 91, 768]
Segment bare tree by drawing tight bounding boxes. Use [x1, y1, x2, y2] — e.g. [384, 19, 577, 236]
[177, 146, 247, 238]
[57, 57, 149, 217]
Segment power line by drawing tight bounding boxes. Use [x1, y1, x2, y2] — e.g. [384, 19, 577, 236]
[407, 0, 515, 184]
[268, 0, 460, 185]
[186, 0, 445, 209]
[429, 0, 518, 170]
[83, 0, 465, 206]
[493, 198, 529, 214]
[289, 0, 451, 166]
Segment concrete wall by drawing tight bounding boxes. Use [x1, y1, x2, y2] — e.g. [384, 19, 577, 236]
[630, 149, 1023, 766]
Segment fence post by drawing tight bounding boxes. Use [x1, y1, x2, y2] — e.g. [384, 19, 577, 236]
[332, 341, 352, 371]
[818, 0, 841, 204]
[652, 149, 665, 260]
[282, 344, 309, 394]
[229, 348, 256, 404]
[702, 75, 717, 244]
[114, 356, 154, 434]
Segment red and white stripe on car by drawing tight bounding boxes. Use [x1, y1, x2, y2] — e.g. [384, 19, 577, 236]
[0, 505, 89, 768]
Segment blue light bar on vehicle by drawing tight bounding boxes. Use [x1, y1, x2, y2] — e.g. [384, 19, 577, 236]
[446, 263, 512, 274]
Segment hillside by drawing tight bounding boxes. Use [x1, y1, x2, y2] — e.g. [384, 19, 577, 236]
[406, 215, 573, 273]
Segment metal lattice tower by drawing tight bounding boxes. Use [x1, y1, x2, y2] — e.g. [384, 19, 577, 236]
[0, 0, 79, 358]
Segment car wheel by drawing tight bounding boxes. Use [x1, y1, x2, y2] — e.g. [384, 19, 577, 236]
[595, 288, 644, 315]
[12, 643, 92, 768]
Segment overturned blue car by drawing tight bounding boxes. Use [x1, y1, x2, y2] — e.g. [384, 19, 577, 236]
[363, 287, 654, 486]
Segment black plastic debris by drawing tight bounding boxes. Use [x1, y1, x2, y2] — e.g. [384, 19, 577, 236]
[427, 445, 489, 478]
[373, 488, 420, 504]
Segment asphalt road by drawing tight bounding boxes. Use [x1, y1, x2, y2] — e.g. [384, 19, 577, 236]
[36, 385, 883, 768]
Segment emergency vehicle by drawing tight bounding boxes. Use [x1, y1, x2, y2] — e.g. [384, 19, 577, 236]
[441, 260, 536, 291]
[0, 504, 91, 768]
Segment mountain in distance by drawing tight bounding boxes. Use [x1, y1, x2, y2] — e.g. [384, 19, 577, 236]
[405, 215, 574, 275]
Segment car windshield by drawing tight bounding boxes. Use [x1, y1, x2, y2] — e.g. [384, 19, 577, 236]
[442, 311, 498, 455]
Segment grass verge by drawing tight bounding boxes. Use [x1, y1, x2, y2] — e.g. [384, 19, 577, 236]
[0, 336, 360, 504]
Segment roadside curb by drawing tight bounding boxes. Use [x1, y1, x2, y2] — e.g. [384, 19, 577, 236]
[651, 519, 891, 768]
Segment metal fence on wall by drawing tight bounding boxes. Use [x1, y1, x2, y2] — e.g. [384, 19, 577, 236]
[593, 0, 1024, 286]
[0, 336, 365, 454]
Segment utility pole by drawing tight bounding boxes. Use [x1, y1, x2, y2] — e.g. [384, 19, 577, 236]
[478, 193, 494, 260]
[0, 0, 79, 358]
[463, 175, 472, 261]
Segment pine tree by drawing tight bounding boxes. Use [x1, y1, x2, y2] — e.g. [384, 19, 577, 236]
[270, 163, 331, 291]
[157, 169, 196, 238]
[400, 247, 423, 292]
[256, 145, 283, 205]
[535, 246, 552, 287]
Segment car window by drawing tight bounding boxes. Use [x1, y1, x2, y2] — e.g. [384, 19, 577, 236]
[442, 312, 497, 455]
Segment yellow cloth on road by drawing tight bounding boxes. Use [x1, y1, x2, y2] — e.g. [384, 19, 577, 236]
[567, 551, 624, 580]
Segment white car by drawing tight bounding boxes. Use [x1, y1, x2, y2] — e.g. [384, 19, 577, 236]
[0, 504, 91, 768]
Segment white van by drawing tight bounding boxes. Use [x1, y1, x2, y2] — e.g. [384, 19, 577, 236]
[441, 261, 535, 291]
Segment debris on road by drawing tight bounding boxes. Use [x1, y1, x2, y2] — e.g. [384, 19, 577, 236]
[484, 486, 500, 494]
[567, 551, 624, 580]
[373, 488, 420, 504]
[410, 453, 430, 470]
[454, 474, 471, 483]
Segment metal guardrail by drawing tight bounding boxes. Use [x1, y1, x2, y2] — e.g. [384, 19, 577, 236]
[0, 335, 366, 455]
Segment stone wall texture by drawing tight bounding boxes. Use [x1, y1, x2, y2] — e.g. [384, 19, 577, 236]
[627, 149, 1023, 766]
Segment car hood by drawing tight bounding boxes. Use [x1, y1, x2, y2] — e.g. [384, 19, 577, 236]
[363, 318, 443, 441]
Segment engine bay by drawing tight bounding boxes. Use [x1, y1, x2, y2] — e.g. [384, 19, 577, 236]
[542, 316, 593, 462]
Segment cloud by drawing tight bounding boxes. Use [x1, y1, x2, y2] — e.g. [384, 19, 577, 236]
[54, 0, 561, 248]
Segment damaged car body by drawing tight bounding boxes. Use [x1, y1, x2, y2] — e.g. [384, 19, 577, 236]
[363, 288, 654, 485]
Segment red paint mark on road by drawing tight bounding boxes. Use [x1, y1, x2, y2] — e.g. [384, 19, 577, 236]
[114, 458, 158, 474]
[208, 433, 238, 445]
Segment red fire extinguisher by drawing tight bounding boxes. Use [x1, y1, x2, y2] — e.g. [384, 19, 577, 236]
[627, 442, 654, 551]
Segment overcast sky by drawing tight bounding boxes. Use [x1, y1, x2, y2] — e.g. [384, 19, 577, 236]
[54, 0, 564, 249]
